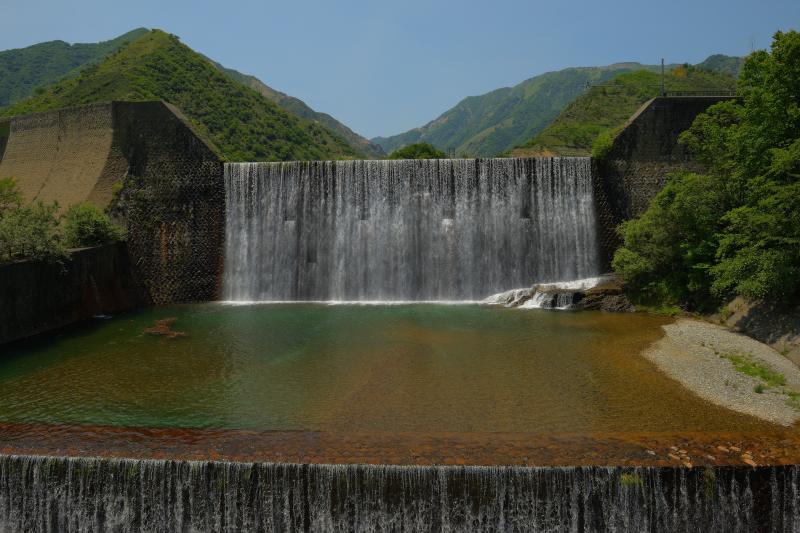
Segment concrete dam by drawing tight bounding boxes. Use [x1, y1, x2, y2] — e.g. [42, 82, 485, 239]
[0, 96, 735, 309]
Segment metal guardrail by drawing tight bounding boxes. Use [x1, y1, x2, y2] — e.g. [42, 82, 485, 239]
[664, 90, 738, 97]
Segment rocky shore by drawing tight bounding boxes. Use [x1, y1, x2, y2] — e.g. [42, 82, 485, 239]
[643, 318, 800, 426]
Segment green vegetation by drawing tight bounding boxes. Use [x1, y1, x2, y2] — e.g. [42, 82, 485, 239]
[619, 472, 643, 488]
[213, 62, 384, 158]
[722, 352, 800, 409]
[1, 30, 360, 162]
[724, 353, 786, 389]
[0, 28, 148, 107]
[387, 142, 446, 160]
[788, 392, 800, 410]
[374, 55, 741, 158]
[696, 54, 746, 78]
[613, 31, 800, 310]
[0, 178, 64, 263]
[0, 178, 123, 263]
[513, 67, 737, 157]
[374, 63, 658, 157]
[63, 203, 125, 248]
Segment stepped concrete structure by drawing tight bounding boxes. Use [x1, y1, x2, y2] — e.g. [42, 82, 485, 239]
[0, 101, 225, 305]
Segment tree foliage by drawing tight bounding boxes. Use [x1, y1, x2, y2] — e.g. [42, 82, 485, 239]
[0, 178, 124, 263]
[614, 30, 800, 308]
[0, 178, 64, 263]
[63, 202, 125, 248]
[387, 142, 447, 160]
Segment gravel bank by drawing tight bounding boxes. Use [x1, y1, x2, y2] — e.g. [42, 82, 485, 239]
[643, 318, 800, 426]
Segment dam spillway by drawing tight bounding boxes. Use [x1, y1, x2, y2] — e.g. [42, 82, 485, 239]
[2, 455, 798, 532]
[223, 157, 600, 301]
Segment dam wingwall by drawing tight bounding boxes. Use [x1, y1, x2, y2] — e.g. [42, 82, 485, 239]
[593, 96, 739, 264]
[0, 101, 225, 306]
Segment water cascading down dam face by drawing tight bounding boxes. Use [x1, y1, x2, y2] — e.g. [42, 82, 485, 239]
[223, 157, 600, 301]
[2, 456, 798, 531]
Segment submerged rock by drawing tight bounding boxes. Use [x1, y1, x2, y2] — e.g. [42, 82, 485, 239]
[144, 317, 187, 339]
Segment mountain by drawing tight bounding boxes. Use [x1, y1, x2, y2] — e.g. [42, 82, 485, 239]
[372, 64, 665, 157]
[0, 28, 148, 107]
[509, 65, 737, 157]
[214, 63, 384, 158]
[0, 30, 360, 161]
[373, 55, 743, 158]
[696, 54, 745, 78]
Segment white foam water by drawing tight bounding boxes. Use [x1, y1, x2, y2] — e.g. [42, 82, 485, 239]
[223, 158, 601, 302]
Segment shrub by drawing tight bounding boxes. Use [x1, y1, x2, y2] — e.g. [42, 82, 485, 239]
[388, 142, 447, 160]
[612, 172, 729, 310]
[63, 203, 125, 248]
[591, 129, 615, 160]
[0, 197, 65, 263]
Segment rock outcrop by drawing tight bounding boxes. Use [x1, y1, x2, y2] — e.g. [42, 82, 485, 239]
[482, 275, 634, 312]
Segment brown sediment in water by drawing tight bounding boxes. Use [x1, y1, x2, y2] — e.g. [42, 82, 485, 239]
[143, 317, 186, 339]
[0, 422, 799, 468]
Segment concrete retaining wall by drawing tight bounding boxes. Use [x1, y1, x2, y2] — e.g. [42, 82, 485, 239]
[0, 243, 145, 345]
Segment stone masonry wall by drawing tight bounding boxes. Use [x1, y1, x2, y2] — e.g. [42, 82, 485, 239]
[594, 96, 740, 267]
[0, 120, 8, 163]
[111, 102, 224, 304]
[0, 243, 145, 345]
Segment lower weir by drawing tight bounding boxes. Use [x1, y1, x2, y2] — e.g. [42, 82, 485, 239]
[223, 158, 599, 301]
[1, 455, 797, 531]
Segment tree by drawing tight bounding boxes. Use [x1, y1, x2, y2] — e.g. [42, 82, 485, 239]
[63, 202, 125, 248]
[614, 30, 800, 308]
[387, 142, 447, 160]
[0, 196, 65, 263]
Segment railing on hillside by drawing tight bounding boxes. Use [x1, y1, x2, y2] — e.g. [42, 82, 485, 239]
[664, 90, 738, 97]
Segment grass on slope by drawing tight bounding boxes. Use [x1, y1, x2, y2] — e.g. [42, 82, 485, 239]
[0, 30, 360, 162]
[510, 67, 737, 157]
[0, 28, 148, 107]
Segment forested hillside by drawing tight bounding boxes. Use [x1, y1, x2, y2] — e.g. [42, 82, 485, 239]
[0, 28, 148, 107]
[510, 66, 737, 157]
[1, 30, 360, 161]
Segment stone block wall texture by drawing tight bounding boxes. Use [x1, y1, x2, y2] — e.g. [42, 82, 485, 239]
[594, 96, 740, 267]
[0, 102, 224, 304]
[0, 120, 8, 163]
[0, 243, 145, 345]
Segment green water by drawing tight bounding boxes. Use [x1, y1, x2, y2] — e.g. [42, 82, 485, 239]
[0, 304, 772, 434]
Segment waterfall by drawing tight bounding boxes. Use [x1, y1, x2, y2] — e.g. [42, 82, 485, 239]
[223, 157, 600, 301]
[0, 455, 797, 531]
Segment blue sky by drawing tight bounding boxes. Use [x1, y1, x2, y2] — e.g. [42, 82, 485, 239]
[1, 0, 797, 138]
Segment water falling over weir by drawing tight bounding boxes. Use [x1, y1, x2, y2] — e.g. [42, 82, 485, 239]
[223, 157, 600, 301]
[0, 455, 798, 531]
